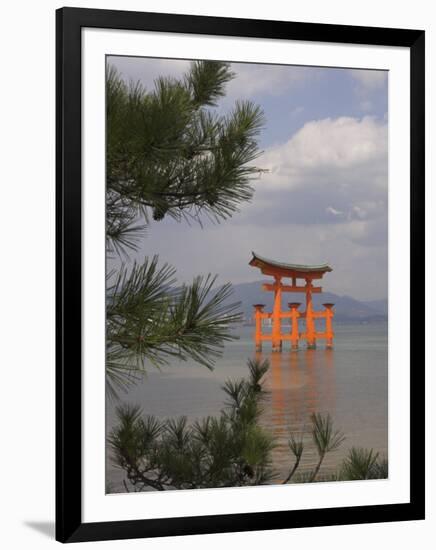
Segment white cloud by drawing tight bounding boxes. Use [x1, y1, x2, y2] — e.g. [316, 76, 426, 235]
[258, 116, 387, 189]
[229, 115, 388, 265]
[350, 69, 388, 112]
[326, 206, 343, 216]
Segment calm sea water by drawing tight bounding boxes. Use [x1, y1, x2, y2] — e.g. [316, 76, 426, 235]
[106, 322, 388, 491]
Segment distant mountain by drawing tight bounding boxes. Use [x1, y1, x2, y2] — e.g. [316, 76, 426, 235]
[226, 281, 387, 323]
[362, 299, 388, 316]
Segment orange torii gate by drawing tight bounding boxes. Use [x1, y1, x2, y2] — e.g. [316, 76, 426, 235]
[249, 252, 335, 351]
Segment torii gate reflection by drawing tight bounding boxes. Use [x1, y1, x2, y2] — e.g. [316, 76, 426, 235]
[255, 349, 336, 480]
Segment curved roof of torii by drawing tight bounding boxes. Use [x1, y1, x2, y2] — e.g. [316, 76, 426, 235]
[249, 252, 332, 277]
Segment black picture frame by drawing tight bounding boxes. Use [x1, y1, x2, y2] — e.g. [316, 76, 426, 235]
[56, 6, 425, 543]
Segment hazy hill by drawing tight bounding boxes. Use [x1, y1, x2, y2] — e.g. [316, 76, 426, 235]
[362, 299, 388, 316]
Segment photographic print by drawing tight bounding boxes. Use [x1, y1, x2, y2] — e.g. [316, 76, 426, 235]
[56, 7, 425, 542]
[105, 56, 389, 493]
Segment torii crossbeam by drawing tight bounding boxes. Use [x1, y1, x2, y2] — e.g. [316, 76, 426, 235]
[249, 252, 335, 351]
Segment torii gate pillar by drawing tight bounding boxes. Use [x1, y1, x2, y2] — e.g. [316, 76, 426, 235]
[271, 276, 283, 352]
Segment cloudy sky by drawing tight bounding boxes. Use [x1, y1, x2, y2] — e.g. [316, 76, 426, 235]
[108, 56, 388, 301]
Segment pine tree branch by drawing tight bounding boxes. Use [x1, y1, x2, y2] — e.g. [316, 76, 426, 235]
[109, 359, 275, 491]
[106, 257, 243, 395]
[106, 61, 265, 251]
